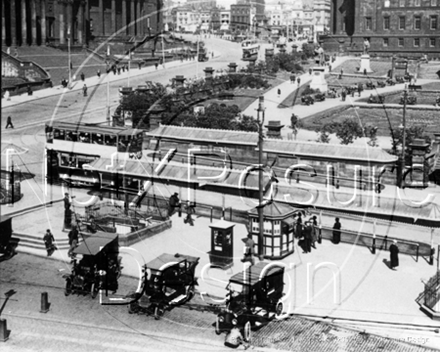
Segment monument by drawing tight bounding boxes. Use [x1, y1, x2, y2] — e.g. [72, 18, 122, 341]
[359, 39, 373, 73]
[309, 67, 328, 93]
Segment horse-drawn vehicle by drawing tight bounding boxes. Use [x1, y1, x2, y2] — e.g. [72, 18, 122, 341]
[64, 232, 122, 298]
[215, 262, 285, 342]
[128, 253, 200, 319]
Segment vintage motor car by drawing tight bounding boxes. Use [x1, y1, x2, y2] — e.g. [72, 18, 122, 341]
[215, 262, 285, 342]
[128, 253, 200, 319]
[301, 95, 314, 105]
[64, 233, 121, 298]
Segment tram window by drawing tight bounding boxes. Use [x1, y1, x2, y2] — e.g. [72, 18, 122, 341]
[92, 133, 104, 145]
[65, 131, 78, 141]
[79, 132, 91, 143]
[78, 157, 91, 168]
[105, 135, 117, 146]
[60, 155, 69, 166]
[54, 129, 65, 140]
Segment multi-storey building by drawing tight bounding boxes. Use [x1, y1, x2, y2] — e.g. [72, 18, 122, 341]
[230, 3, 256, 33]
[2, 0, 163, 47]
[321, 0, 440, 58]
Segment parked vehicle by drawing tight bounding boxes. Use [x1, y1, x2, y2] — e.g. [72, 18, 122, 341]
[128, 253, 200, 319]
[377, 81, 386, 88]
[0, 215, 16, 261]
[314, 93, 326, 102]
[64, 233, 121, 298]
[301, 95, 314, 105]
[215, 262, 285, 342]
[365, 82, 376, 90]
[386, 78, 396, 86]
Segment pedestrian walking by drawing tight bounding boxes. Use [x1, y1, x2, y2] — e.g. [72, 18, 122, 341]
[357, 83, 363, 97]
[5, 115, 14, 129]
[389, 240, 399, 270]
[67, 225, 79, 259]
[168, 192, 180, 217]
[43, 229, 57, 256]
[138, 62, 142, 70]
[117, 67, 121, 75]
[303, 221, 312, 253]
[4, 90, 10, 101]
[97, 69, 101, 78]
[332, 217, 341, 244]
[155, 62, 159, 70]
[277, 88, 281, 97]
[328, 64, 332, 72]
[27, 85, 33, 96]
[83, 84, 88, 97]
[297, 77, 301, 86]
[241, 234, 255, 265]
[183, 201, 195, 226]
[290, 74, 296, 84]
[341, 89, 347, 102]
[363, 68, 367, 76]
[310, 215, 318, 247]
[80, 72, 85, 81]
[295, 213, 303, 238]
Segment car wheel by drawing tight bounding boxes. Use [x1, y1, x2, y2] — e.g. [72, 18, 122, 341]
[215, 316, 221, 335]
[154, 305, 164, 320]
[186, 285, 195, 302]
[243, 321, 251, 342]
[65, 279, 72, 296]
[275, 301, 284, 319]
[91, 282, 99, 299]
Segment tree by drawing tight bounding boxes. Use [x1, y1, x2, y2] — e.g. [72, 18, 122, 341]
[335, 118, 363, 145]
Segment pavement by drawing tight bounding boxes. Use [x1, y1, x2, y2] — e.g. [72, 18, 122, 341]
[2, 39, 440, 350]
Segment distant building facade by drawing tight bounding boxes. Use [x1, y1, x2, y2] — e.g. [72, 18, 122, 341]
[2, 0, 163, 47]
[320, 0, 440, 58]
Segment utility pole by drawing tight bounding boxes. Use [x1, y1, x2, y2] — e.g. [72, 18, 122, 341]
[400, 89, 407, 188]
[257, 96, 265, 259]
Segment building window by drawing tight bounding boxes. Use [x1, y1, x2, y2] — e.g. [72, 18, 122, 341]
[414, 16, 421, 30]
[429, 38, 436, 47]
[431, 16, 438, 30]
[399, 0, 405, 6]
[398, 38, 404, 47]
[384, 16, 390, 29]
[366, 17, 372, 30]
[383, 38, 389, 46]
[399, 16, 405, 30]
[414, 38, 420, 47]
[415, 0, 421, 4]
[384, 0, 390, 6]
[431, 0, 437, 5]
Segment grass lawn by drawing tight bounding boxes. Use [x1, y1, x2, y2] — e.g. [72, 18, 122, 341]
[299, 106, 439, 137]
[418, 62, 440, 80]
[357, 91, 440, 105]
[335, 59, 392, 76]
[326, 75, 385, 87]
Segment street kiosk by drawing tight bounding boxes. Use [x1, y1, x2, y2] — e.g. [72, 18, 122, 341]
[208, 220, 235, 269]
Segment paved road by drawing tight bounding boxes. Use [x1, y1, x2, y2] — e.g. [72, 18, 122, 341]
[1, 36, 245, 182]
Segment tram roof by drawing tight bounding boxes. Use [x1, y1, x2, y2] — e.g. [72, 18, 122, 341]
[147, 125, 397, 164]
[47, 121, 143, 136]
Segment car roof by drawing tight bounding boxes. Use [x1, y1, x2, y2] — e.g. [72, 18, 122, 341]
[229, 262, 284, 286]
[146, 253, 200, 271]
[74, 233, 118, 256]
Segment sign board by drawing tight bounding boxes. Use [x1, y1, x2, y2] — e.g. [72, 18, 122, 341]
[408, 85, 422, 90]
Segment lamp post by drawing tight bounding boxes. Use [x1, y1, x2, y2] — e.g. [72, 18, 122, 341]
[257, 96, 265, 259]
[67, 27, 72, 89]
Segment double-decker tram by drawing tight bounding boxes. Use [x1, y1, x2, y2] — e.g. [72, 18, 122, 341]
[241, 39, 260, 61]
[45, 122, 144, 186]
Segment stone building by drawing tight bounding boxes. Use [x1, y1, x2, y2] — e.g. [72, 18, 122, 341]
[2, 0, 163, 47]
[320, 0, 440, 58]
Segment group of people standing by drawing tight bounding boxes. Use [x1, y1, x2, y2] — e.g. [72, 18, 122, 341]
[294, 213, 319, 253]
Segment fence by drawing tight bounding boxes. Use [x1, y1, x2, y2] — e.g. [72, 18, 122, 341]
[0, 180, 22, 205]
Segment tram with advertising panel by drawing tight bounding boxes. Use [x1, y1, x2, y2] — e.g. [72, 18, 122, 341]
[241, 39, 260, 61]
[45, 122, 144, 186]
